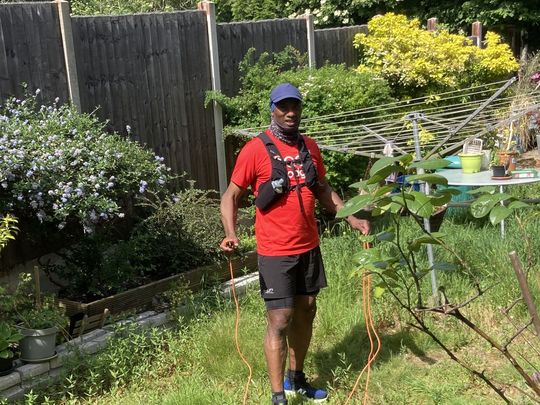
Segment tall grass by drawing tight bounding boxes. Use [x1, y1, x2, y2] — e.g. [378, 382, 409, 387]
[17, 205, 540, 405]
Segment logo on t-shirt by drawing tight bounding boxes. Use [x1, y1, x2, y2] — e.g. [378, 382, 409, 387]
[284, 155, 305, 181]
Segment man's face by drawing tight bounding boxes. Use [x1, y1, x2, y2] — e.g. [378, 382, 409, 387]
[272, 98, 302, 131]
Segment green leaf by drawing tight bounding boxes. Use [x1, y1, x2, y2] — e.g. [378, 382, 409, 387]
[349, 180, 368, 190]
[337, 194, 374, 218]
[369, 156, 400, 177]
[466, 186, 496, 195]
[508, 200, 529, 210]
[353, 247, 382, 269]
[373, 185, 395, 197]
[366, 166, 400, 185]
[428, 193, 452, 206]
[373, 285, 385, 298]
[409, 234, 444, 252]
[376, 231, 395, 242]
[405, 174, 448, 185]
[470, 193, 511, 218]
[407, 191, 434, 218]
[489, 205, 512, 225]
[410, 159, 450, 170]
[397, 154, 414, 166]
[373, 261, 389, 269]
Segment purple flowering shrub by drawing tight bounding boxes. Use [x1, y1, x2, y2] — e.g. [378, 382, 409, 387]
[0, 92, 170, 233]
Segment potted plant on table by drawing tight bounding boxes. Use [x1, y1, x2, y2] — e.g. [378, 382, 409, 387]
[490, 153, 508, 178]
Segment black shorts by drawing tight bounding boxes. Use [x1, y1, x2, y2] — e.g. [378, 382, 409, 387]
[258, 246, 327, 310]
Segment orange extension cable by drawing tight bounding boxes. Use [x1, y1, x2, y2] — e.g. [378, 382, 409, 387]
[345, 241, 382, 405]
[228, 256, 253, 405]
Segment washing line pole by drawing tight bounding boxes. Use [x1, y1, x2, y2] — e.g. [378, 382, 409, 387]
[407, 112, 439, 299]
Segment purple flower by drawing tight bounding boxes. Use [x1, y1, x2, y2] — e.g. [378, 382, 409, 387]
[139, 180, 148, 193]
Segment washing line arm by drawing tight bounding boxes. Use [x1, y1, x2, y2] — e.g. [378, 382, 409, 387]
[424, 77, 517, 159]
[359, 125, 408, 155]
[418, 116, 453, 130]
[436, 102, 540, 156]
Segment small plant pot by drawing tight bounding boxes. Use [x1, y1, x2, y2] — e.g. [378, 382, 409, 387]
[18, 326, 58, 363]
[496, 151, 518, 172]
[492, 165, 507, 177]
[458, 153, 482, 173]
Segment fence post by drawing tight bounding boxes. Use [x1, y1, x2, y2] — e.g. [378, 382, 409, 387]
[471, 21, 483, 48]
[198, 1, 227, 195]
[303, 14, 316, 68]
[427, 17, 438, 32]
[55, 0, 81, 111]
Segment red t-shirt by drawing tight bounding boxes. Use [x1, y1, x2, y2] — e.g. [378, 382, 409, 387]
[231, 130, 326, 256]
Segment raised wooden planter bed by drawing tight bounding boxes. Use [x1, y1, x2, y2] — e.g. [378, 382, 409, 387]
[59, 251, 258, 317]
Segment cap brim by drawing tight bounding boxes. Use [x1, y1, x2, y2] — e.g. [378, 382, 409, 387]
[271, 95, 302, 104]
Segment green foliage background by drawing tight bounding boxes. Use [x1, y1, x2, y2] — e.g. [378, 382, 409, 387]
[354, 13, 519, 97]
[208, 47, 396, 192]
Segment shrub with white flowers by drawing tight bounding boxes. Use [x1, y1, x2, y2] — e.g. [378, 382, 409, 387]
[0, 91, 170, 232]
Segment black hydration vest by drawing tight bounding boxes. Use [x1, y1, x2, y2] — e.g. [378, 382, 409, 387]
[255, 132, 318, 211]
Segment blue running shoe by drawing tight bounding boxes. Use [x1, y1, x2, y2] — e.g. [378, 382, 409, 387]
[284, 371, 328, 402]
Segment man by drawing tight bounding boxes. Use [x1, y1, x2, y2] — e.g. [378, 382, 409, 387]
[220, 83, 369, 405]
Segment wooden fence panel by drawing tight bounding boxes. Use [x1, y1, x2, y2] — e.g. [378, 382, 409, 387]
[217, 18, 308, 96]
[0, 2, 68, 103]
[314, 25, 367, 67]
[71, 11, 218, 190]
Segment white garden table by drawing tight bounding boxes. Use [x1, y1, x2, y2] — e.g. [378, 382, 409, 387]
[436, 169, 540, 237]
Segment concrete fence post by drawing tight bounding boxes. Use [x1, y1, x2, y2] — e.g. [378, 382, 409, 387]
[55, 0, 81, 111]
[197, 1, 227, 195]
[303, 13, 316, 68]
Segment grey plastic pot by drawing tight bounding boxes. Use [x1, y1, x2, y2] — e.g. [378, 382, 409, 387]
[18, 326, 58, 363]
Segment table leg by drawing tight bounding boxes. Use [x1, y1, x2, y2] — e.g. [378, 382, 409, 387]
[500, 185, 505, 238]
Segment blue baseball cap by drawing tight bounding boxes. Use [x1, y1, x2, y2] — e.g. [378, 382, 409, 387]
[269, 83, 302, 112]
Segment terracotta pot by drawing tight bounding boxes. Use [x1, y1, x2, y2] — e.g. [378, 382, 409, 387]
[497, 151, 518, 172]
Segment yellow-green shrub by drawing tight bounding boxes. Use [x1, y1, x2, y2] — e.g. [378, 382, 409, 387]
[354, 13, 519, 95]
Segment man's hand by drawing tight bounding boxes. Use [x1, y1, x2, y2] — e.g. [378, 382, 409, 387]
[347, 216, 370, 235]
[220, 236, 240, 253]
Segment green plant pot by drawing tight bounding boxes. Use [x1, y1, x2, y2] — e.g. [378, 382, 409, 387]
[458, 153, 482, 173]
[18, 326, 58, 363]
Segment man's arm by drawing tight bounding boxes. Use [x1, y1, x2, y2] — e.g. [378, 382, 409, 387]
[220, 182, 248, 252]
[315, 178, 370, 235]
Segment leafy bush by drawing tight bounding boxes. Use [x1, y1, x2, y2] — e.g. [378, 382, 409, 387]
[24, 324, 177, 403]
[70, 0, 196, 15]
[208, 46, 395, 191]
[210, 47, 394, 128]
[0, 92, 170, 234]
[128, 185, 226, 279]
[0, 214, 17, 252]
[0, 273, 66, 330]
[353, 13, 519, 96]
[44, 184, 230, 301]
